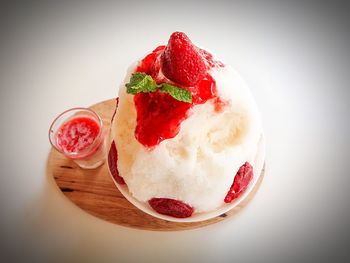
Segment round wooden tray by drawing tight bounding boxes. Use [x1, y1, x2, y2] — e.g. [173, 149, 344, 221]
[47, 99, 265, 231]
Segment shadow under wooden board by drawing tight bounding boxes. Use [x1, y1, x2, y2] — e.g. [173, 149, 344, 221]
[47, 99, 265, 231]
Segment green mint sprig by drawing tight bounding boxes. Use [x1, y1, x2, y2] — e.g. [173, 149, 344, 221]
[125, 72, 192, 103]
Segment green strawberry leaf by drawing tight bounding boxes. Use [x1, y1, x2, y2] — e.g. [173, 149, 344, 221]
[125, 72, 159, 94]
[160, 83, 192, 103]
[125, 72, 192, 103]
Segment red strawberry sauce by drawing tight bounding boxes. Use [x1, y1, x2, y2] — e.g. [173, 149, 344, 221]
[56, 117, 100, 155]
[134, 46, 224, 147]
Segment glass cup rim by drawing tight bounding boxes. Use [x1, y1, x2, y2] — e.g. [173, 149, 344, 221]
[48, 107, 104, 158]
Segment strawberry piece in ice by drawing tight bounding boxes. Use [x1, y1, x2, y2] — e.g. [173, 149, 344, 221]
[224, 162, 253, 203]
[148, 197, 194, 218]
[108, 140, 125, 185]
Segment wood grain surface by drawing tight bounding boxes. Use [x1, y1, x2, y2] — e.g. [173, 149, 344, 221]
[47, 99, 265, 231]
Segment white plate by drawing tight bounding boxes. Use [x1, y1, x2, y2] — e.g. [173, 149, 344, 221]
[107, 134, 265, 223]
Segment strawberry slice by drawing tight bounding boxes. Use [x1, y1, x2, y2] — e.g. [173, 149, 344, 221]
[148, 198, 194, 218]
[108, 141, 125, 185]
[160, 32, 206, 86]
[224, 162, 253, 203]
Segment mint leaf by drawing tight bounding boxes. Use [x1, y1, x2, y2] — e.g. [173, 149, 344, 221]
[125, 72, 192, 103]
[160, 83, 192, 103]
[125, 72, 159, 95]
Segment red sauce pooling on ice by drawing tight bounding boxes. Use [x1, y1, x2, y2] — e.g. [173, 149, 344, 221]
[134, 46, 224, 147]
[56, 117, 100, 154]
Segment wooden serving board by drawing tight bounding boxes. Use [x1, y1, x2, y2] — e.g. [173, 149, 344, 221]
[47, 99, 265, 231]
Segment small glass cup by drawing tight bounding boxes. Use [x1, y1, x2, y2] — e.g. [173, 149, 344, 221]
[49, 108, 106, 169]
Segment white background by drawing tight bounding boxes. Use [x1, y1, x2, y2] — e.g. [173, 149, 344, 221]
[1, 1, 350, 262]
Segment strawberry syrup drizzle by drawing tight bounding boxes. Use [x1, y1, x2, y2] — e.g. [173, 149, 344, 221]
[134, 46, 224, 148]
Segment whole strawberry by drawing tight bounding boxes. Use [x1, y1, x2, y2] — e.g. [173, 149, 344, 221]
[160, 32, 206, 86]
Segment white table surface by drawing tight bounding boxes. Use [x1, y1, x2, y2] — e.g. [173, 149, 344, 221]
[1, 1, 350, 262]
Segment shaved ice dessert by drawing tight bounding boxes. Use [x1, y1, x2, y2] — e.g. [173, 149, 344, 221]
[108, 32, 263, 219]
